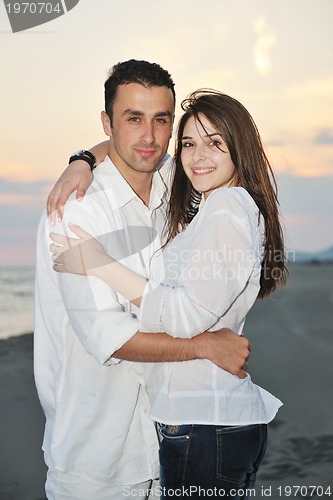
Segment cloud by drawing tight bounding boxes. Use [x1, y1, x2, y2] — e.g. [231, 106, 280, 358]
[0, 194, 43, 265]
[0, 178, 50, 196]
[0, 179, 49, 265]
[0, 202, 43, 229]
[184, 70, 234, 98]
[253, 17, 277, 76]
[314, 128, 333, 145]
[0, 178, 51, 211]
[277, 174, 333, 253]
[277, 174, 333, 214]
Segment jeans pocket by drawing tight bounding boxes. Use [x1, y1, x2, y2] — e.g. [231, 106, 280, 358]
[159, 424, 192, 442]
[216, 424, 267, 484]
[159, 425, 193, 491]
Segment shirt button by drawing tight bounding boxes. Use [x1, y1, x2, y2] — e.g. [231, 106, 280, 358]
[143, 408, 148, 415]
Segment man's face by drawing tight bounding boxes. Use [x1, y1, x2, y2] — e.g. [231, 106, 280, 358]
[102, 83, 175, 179]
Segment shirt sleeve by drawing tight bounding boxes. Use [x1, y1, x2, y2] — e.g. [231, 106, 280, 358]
[139, 189, 262, 338]
[40, 197, 139, 365]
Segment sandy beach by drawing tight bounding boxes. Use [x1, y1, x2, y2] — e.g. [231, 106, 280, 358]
[0, 334, 47, 500]
[247, 263, 333, 498]
[1, 263, 332, 500]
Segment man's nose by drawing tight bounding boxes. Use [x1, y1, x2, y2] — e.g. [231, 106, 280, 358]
[141, 123, 155, 145]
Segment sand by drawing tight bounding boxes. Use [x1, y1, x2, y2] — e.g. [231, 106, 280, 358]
[0, 263, 332, 500]
[247, 263, 333, 498]
[0, 334, 47, 500]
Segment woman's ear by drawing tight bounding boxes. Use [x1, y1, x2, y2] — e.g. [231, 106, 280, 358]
[101, 111, 112, 137]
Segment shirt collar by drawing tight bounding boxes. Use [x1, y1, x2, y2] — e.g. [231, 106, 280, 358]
[94, 155, 167, 210]
[150, 167, 169, 210]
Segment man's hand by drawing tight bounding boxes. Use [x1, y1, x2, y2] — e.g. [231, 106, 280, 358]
[47, 161, 93, 225]
[196, 328, 251, 379]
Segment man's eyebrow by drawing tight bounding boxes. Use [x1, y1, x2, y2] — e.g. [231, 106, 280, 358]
[122, 109, 173, 118]
[155, 111, 173, 118]
[123, 109, 144, 116]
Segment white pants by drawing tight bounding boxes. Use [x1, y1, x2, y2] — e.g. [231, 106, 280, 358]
[45, 468, 159, 500]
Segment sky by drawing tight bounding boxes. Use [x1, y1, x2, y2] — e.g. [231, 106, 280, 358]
[0, 0, 333, 266]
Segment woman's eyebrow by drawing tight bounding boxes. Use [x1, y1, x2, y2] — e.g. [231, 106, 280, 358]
[181, 132, 220, 140]
[205, 132, 220, 138]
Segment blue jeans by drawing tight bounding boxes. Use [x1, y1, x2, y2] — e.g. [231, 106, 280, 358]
[159, 423, 267, 499]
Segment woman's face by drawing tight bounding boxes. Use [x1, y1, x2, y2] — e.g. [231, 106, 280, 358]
[180, 113, 236, 199]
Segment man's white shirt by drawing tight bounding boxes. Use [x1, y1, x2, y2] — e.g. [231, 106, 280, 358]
[34, 155, 172, 486]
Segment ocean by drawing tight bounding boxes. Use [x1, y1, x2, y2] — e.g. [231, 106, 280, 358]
[0, 266, 35, 340]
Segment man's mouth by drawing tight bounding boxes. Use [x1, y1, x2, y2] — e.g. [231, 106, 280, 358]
[135, 149, 157, 158]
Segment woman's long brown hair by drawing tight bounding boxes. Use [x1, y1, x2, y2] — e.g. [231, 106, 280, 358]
[165, 89, 288, 298]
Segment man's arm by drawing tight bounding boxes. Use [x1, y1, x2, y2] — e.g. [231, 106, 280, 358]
[114, 329, 250, 379]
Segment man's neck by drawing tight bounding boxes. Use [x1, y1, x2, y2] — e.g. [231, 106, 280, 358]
[107, 154, 153, 207]
[125, 169, 153, 207]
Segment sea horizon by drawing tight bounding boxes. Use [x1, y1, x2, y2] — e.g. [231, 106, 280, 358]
[0, 266, 35, 341]
[1, 245, 333, 341]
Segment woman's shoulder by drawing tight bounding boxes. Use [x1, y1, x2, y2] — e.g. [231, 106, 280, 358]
[203, 187, 259, 220]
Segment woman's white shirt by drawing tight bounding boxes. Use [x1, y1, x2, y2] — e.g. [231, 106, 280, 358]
[138, 187, 282, 425]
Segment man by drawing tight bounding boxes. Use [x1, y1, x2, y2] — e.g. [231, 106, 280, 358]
[35, 60, 250, 499]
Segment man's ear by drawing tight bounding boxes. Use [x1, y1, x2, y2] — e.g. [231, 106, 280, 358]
[101, 111, 112, 136]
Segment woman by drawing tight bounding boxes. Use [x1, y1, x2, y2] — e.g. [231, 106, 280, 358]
[50, 90, 287, 498]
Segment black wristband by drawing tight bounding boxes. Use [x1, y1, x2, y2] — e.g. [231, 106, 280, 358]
[69, 150, 96, 171]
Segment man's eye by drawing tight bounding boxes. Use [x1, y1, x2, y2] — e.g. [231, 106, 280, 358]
[129, 117, 140, 122]
[156, 118, 167, 124]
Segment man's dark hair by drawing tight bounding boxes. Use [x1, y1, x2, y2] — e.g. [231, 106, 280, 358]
[104, 59, 176, 123]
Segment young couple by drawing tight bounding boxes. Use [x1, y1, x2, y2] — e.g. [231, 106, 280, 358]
[35, 59, 287, 499]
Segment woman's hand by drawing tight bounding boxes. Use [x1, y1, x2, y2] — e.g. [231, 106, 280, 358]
[50, 223, 111, 275]
[51, 223, 147, 306]
[47, 162, 93, 225]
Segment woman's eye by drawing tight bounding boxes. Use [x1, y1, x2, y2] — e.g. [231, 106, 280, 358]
[182, 142, 193, 148]
[210, 140, 221, 147]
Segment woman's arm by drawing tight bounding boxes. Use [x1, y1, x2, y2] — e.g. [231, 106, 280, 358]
[50, 223, 147, 308]
[50, 190, 261, 338]
[47, 141, 109, 224]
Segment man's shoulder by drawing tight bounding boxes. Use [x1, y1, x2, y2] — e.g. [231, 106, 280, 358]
[156, 155, 174, 175]
[154, 155, 175, 192]
[53, 177, 115, 233]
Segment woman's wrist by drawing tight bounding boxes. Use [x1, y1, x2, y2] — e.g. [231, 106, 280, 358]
[89, 254, 115, 278]
[69, 150, 96, 171]
[88, 141, 109, 167]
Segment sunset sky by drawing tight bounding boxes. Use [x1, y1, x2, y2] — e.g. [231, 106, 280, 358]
[1, 0, 332, 266]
